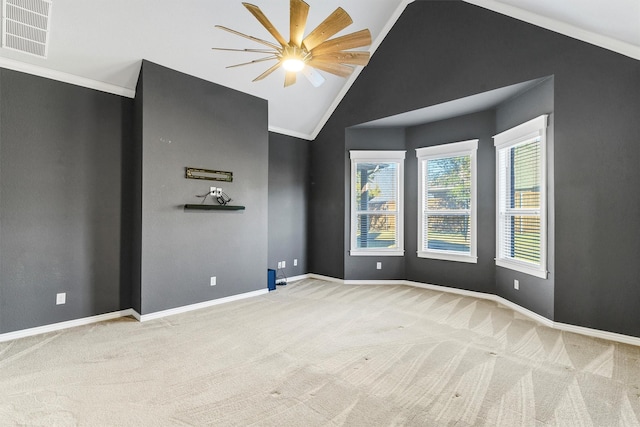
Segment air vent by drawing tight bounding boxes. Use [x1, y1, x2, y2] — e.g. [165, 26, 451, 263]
[2, 0, 52, 58]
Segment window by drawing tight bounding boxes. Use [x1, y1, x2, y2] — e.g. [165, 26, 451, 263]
[494, 115, 548, 279]
[350, 150, 405, 256]
[416, 140, 478, 263]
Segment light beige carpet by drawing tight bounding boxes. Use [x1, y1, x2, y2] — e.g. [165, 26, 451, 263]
[1, 279, 639, 426]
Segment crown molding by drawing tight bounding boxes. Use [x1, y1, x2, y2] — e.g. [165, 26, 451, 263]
[463, 0, 640, 61]
[0, 57, 136, 98]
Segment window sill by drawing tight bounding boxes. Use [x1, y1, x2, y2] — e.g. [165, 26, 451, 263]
[417, 251, 477, 263]
[350, 249, 405, 257]
[496, 259, 547, 279]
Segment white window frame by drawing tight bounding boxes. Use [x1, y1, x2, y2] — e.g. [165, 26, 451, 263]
[416, 140, 478, 263]
[350, 150, 405, 256]
[493, 115, 548, 279]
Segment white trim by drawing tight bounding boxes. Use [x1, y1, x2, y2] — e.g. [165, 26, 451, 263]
[350, 150, 406, 160]
[0, 57, 136, 98]
[138, 289, 268, 322]
[350, 150, 406, 256]
[306, 275, 640, 347]
[494, 115, 548, 279]
[0, 309, 136, 343]
[309, 0, 415, 140]
[416, 140, 478, 263]
[415, 139, 478, 158]
[0, 288, 269, 342]
[308, 273, 345, 284]
[268, 125, 313, 141]
[286, 274, 310, 283]
[463, 0, 640, 61]
[417, 252, 478, 263]
[350, 249, 404, 257]
[344, 279, 406, 285]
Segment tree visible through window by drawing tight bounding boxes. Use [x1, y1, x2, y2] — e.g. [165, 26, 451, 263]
[350, 151, 405, 256]
[416, 140, 478, 263]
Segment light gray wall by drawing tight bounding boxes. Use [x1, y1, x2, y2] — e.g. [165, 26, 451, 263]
[344, 127, 406, 280]
[137, 61, 268, 315]
[310, 1, 640, 337]
[268, 132, 309, 278]
[495, 77, 555, 319]
[405, 110, 497, 295]
[0, 70, 132, 333]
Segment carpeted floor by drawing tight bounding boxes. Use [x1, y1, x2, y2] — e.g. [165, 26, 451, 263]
[1, 278, 639, 426]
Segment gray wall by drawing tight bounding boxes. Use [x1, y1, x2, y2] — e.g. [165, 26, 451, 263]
[309, 1, 640, 337]
[0, 70, 132, 333]
[137, 61, 269, 315]
[268, 132, 309, 278]
[495, 77, 555, 319]
[405, 110, 497, 295]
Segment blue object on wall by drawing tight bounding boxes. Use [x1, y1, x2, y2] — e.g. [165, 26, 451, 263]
[267, 269, 276, 291]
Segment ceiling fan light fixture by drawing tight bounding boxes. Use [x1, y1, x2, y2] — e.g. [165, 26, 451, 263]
[213, 0, 372, 87]
[282, 57, 305, 72]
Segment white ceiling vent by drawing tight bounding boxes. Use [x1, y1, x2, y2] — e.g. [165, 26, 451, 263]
[2, 0, 52, 58]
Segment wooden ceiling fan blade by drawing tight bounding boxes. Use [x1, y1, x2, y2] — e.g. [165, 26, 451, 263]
[290, 0, 309, 48]
[211, 47, 278, 54]
[284, 71, 297, 87]
[215, 25, 282, 50]
[242, 3, 289, 48]
[311, 51, 370, 66]
[226, 56, 279, 68]
[301, 7, 353, 51]
[307, 60, 354, 78]
[253, 61, 283, 82]
[310, 29, 371, 57]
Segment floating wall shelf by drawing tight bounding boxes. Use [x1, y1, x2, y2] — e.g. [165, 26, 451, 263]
[184, 204, 245, 211]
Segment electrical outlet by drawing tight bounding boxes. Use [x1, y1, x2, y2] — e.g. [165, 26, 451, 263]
[514, 279, 519, 290]
[210, 186, 216, 196]
[282, 261, 286, 268]
[376, 262, 382, 270]
[210, 276, 217, 286]
[216, 188, 222, 197]
[56, 293, 66, 305]
[294, 259, 298, 266]
[277, 261, 282, 269]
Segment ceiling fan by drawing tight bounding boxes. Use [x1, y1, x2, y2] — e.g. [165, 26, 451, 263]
[212, 0, 372, 87]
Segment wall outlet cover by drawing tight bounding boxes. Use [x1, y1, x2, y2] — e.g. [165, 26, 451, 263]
[56, 293, 66, 305]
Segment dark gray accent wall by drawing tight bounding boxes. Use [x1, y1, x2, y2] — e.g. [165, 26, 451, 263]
[310, 1, 640, 336]
[136, 61, 268, 315]
[0, 70, 132, 333]
[268, 132, 309, 278]
[344, 127, 406, 280]
[495, 77, 555, 319]
[405, 111, 497, 295]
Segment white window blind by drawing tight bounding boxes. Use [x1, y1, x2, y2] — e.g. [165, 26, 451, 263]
[350, 151, 405, 256]
[416, 140, 478, 263]
[494, 115, 548, 279]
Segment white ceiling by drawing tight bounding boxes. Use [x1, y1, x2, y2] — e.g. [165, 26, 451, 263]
[0, 0, 638, 140]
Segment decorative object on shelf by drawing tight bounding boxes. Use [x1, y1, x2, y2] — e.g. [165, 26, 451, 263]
[185, 187, 245, 211]
[184, 204, 245, 211]
[185, 167, 233, 182]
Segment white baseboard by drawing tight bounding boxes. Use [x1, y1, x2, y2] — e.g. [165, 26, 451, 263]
[285, 274, 309, 283]
[0, 309, 136, 343]
[308, 273, 344, 284]
[344, 279, 406, 285]
[138, 288, 269, 322]
[309, 275, 640, 347]
[0, 288, 270, 342]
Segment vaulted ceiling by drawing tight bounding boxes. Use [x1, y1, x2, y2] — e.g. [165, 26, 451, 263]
[0, 0, 637, 140]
